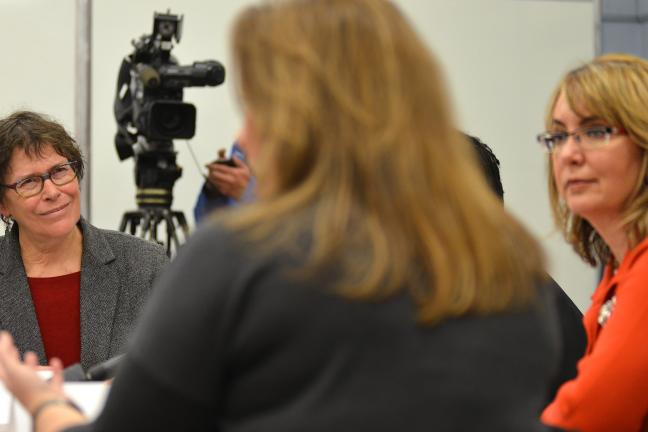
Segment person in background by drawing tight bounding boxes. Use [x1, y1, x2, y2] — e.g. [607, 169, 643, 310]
[539, 53, 648, 431]
[193, 141, 255, 223]
[0, 1, 559, 431]
[467, 134, 586, 405]
[0, 111, 168, 372]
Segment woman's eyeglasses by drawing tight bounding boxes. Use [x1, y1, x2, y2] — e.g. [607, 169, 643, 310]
[0, 161, 80, 198]
[536, 126, 625, 153]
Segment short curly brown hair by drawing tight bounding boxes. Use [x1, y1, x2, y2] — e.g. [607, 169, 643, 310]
[0, 111, 84, 208]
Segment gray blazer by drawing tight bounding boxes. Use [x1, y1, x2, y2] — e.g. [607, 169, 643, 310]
[0, 218, 169, 371]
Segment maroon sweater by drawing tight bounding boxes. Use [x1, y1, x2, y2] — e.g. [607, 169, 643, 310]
[27, 272, 81, 367]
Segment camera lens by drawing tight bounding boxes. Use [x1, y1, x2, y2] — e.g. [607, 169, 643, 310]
[159, 110, 182, 130]
[145, 101, 196, 140]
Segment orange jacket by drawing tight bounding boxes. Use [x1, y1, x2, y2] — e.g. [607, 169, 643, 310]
[542, 237, 648, 432]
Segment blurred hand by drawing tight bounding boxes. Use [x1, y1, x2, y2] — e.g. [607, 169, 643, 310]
[0, 331, 65, 414]
[205, 156, 251, 200]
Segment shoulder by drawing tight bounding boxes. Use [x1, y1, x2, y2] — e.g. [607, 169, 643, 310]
[628, 239, 648, 269]
[0, 228, 23, 276]
[176, 222, 247, 267]
[0, 233, 8, 259]
[132, 222, 250, 340]
[618, 238, 648, 286]
[160, 222, 265, 298]
[0, 226, 18, 254]
[100, 228, 166, 257]
[0, 234, 9, 274]
[81, 220, 168, 267]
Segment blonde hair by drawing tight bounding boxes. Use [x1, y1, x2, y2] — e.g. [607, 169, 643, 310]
[546, 53, 648, 266]
[223, 0, 546, 324]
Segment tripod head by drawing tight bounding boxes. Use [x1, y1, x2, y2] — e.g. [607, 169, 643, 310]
[133, 143, 181, 209]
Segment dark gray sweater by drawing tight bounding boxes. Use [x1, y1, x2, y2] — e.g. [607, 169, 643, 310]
[74, 223, 559, 431]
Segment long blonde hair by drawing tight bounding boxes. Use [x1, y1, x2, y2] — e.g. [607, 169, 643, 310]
[223, 0, 546, 324]
[546, 53, 648, 266]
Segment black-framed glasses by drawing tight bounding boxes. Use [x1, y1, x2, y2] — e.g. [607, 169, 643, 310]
[536, 126, 625, 153]
[0, 161, 80, 198]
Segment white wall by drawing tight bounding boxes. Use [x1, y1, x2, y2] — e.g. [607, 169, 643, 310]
[2, 0, 598, 310]
[0, 0, 76, 128]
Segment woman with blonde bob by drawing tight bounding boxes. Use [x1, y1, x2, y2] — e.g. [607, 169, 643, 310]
[0, 1, 558, 431]
[540, 53, 648, 431]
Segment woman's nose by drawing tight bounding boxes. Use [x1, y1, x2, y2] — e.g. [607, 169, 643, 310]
[555, 134, 584, 164]
[40, 177, 61, 199]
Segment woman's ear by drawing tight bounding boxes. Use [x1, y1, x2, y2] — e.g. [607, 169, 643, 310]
[0, 200, 9, 219]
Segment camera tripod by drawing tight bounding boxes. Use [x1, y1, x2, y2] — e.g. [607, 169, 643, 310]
[119, 187, 190, 257]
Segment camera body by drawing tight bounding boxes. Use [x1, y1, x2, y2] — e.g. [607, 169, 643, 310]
[115, 11, 225, 153]
[113, 11, 225, 207]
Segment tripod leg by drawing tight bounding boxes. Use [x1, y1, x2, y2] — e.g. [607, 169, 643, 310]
[127, 218, 135, 236]
[128, 213, 140, 236]
[151, 212, 161, 243]
[119, 214, 128, 233]
[163, 210, 180, 256]
[119, 212, 142, 236]
[140, 212, 152, 240]
[173, 211, 191, 240]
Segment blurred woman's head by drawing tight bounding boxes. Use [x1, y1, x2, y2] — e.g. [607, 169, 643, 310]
[0, 111, 83, 239]
[544, 54, 648, 265]
[228, 0, 545, 323]
[232, 0, 457, 198]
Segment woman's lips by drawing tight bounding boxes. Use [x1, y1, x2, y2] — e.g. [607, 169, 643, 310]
[565, 179, 595, 191]
[40, 202, 69, 216]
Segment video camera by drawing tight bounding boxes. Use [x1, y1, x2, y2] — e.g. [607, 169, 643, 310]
[113, 11, 225, 208]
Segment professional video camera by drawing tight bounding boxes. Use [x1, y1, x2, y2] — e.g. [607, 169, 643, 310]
[113, 11, 225, 253]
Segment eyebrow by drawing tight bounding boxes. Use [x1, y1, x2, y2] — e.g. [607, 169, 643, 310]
[11, 161, 68, 183]
[551, 116, 605, 128]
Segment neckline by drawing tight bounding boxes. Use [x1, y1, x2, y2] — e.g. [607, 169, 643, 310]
[27, 271, 81, 281]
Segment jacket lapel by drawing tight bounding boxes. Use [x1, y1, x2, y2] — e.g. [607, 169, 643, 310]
[0, 226, 47, 363]
[78, 219, 119, 370]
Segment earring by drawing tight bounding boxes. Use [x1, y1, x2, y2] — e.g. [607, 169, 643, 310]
[2, 215, 13, 235]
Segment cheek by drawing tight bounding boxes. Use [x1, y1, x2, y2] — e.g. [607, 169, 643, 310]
[59, 179, 81, 195]
[69, 181, 81, 195]
[64, 184, 82, 210]
[606, 146, 642, 192]
[618, 158, 643, 195]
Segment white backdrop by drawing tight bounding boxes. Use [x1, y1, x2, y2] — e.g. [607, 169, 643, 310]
[1, 0, 598, 310]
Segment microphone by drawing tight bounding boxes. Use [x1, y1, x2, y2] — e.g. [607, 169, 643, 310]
[86, 354, 125, 381]
[62, 354, 125, 382]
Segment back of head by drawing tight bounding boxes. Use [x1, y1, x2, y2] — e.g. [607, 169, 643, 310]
[546, 53, 648, 265]
[233, 0, 457, 195]
[228, 0, 545, 323]
[465, 134, 504, 201]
